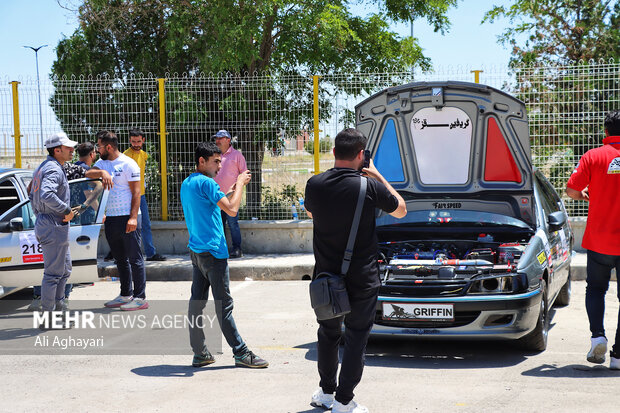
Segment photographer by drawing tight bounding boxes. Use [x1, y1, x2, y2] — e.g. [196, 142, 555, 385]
[304, 128, 406, 413]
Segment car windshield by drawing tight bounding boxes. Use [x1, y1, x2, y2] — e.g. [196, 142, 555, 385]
[377, 209, 531, 229]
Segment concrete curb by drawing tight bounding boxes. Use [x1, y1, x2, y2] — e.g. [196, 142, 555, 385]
[97, 252, 605, 282]
[98, 253, 316, 281]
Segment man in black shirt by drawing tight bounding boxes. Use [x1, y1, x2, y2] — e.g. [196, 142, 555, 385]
[305, 128, 406, 413]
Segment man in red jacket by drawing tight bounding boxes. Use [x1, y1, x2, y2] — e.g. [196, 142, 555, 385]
[566, 110, 620, 370]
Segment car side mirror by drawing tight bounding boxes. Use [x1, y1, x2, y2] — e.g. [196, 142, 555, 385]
[547, 211, 566, 232]
[9, 217, 24, 232]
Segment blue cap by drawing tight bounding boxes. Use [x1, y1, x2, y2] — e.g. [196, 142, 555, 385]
[212, 130, 231, 139]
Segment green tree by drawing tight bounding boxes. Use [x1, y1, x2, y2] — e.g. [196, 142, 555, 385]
[483, 0, 620, 65]
[51, 0, 457, 218]
[483, 0, 620, 216]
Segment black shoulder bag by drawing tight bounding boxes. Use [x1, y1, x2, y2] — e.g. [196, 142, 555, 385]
[309, 176, 367, 320]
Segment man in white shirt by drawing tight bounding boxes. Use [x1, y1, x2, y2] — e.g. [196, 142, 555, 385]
[92, 130, 148, 311]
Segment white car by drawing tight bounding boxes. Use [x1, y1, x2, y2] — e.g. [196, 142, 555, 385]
[0, 168, 107, 298]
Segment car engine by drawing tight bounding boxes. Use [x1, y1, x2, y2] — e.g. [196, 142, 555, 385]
[378, 235, 528, 294]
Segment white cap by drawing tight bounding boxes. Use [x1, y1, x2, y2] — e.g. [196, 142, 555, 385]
[44, 132, 78, 149]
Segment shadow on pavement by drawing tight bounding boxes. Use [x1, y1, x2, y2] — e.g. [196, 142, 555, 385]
[131, 364, 236, 378]
[296, 336, 530, 369]
[522, 363, 620, 378]
[295, 408, 327, 413]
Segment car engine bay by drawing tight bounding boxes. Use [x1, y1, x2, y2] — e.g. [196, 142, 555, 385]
[378, 234, 530, 295]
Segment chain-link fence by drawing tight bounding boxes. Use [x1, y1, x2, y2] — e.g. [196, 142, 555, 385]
[2, 60, 618, 219]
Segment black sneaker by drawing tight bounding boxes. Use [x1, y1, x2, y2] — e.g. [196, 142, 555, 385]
[104, 251, 114, 261]
[229, 248, 243, 259]
[234, 350, 268, 368]
[192, 352, 215, 367]
[146, 253, 167, 261]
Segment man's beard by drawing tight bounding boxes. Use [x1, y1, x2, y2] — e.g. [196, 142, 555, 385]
[100, 152, 109, 160]
[131, 145, 142, 151]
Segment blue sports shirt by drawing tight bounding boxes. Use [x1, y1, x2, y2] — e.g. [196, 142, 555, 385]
[180, 172, 229, 258]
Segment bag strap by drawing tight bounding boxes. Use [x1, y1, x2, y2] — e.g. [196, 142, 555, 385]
[340, 176, 367, 275]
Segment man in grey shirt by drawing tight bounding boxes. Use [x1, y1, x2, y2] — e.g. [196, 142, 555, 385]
[29, 132, 77, 319]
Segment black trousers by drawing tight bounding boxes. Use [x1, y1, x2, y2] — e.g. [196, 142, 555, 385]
[104, 215, 146, 299]
[317, 287, 379, 405]
[585, 249, 620, 355]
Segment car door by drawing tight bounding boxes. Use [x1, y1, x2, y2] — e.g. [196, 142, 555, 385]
[533, 171, 571, 299]
[0, 178, 107, 298]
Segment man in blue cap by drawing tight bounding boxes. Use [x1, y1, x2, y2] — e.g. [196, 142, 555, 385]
[29, 132, 77, 320]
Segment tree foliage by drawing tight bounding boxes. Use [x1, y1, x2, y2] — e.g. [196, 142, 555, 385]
[483, 0, 620, 66]
[51, 0, 456, 218]
[483, 1, 620, 216]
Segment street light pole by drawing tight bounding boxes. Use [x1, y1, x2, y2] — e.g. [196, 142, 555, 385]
[410, 18, 415, 78]
[24, 44, 48, 151]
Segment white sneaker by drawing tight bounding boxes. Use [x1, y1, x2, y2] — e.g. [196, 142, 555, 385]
[311, 389, 334, 410]
[332, 399, 369, 413]
[104, 295, 133, 308]
[610, 355, 620, 370]
[587, 336, 608, 364]
[120, 298, 149, 311]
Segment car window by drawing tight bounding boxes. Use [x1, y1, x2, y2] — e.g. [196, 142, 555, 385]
[377, 209, 531, 229]
[0, 199, 35, 230]
[374, 118, 405, 182]
[68, 179, 105, 226]
[0, 178, 21, 216]
[410, 106, 473, 184]
[17, 174, 32, 194]
[534, 171, 561, 216]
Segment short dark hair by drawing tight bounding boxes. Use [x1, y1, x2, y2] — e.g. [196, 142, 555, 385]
[604, 110, 620, 136]
[129, 128, 144, 138]
[77, 141, 95, 158]
[47, 147, 56, 157]
[95, 130, 108, 141]
[98, 130, 119, 149]
[334, 128, 367, 161]
[195, 142, 221, 166]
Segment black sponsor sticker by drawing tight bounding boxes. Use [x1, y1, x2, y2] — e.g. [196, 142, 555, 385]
[432, 202, 462, 209]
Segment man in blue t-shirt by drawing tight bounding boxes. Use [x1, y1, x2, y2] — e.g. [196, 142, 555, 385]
[180, 142, 268, 369]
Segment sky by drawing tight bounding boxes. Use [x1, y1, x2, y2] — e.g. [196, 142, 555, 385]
[1, 0, 79, 82]
[0, 0, 515, 149]
[0, 0, 515, 81]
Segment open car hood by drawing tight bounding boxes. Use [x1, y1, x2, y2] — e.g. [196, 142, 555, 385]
[355, 81, 534, 227]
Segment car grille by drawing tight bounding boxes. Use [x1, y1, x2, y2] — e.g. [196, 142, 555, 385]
[381, 280, 470, 297]
[374, 310, 481, 328]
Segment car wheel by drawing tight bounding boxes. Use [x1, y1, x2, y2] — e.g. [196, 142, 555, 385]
[554, 268, 571, 307]
[518, 279, 548, 352]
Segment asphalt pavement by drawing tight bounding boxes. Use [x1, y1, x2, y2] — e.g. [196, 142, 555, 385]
[1, 279, 619, 412]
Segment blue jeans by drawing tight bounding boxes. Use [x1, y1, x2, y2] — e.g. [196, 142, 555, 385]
[221, 211, 241, 250]
[140, 195, 156, 257]
[188, 251, 247, 356]
[585, 249, 620, 355]
[104, 215, 146, 299]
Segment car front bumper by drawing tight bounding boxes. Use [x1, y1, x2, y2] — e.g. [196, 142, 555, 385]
[372, 288, 543, 340]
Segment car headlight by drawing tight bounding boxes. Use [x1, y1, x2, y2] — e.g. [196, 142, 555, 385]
[468, 275, 516, 294]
